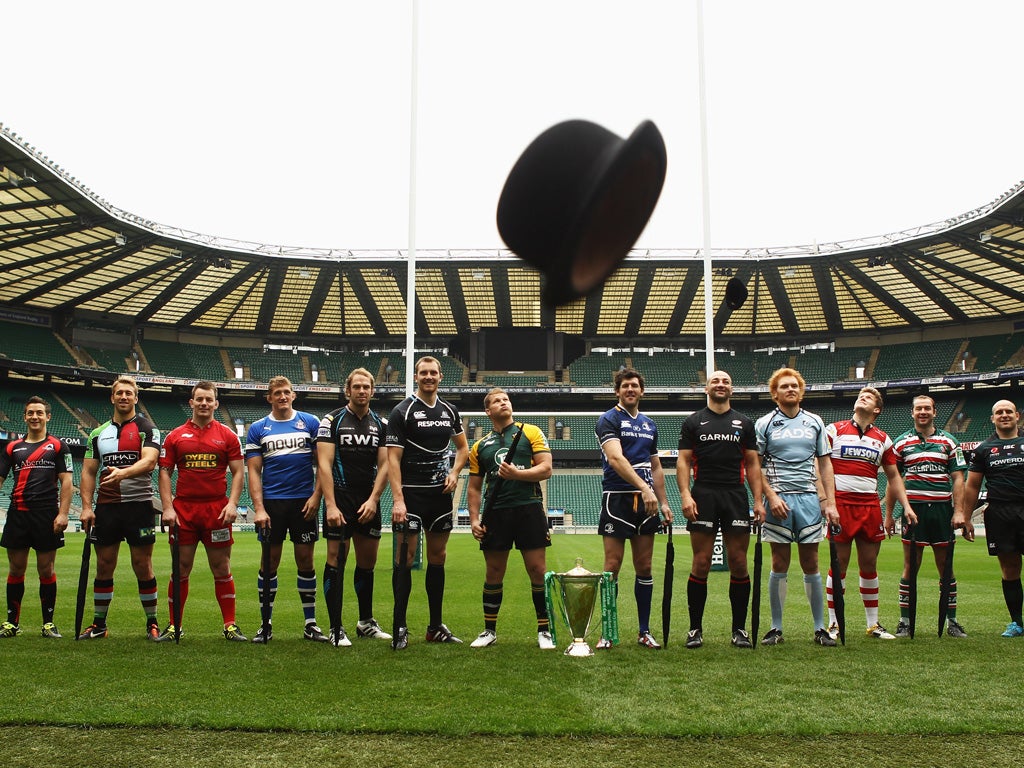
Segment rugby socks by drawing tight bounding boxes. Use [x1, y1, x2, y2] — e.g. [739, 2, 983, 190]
[635, 575, 654, 633]
[92, 578, 114, 625]
[323, 563, 342, 629]
[826, 568, 845, 627]
[39, 574, 57, 624]
[945, 578, 958, 619]
[898, 577, 911, 620]
[7, 574, 25, 625]
[1002, 578, 1024, 626]
[729, 574, 751, 632]
[768, 571, 787, 630]
[425, 564, 445, 627]
[532, 582, 549, 632]
[167, 577, 189, 625]
[804, 572, 825, 630]
[215, 573, 237, 625]
[353, 566, 374, 622]
[483, 582, 503, 631]
[256, 570, 278, 622]
[392, 561, 412, 627]
[297, 569, 317, 625]
[687, 573, 708, 630]
[860, 571, 880, 628]
[138, 577, 159, 625]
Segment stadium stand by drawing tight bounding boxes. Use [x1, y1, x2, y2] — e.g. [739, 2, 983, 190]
[226, 346, 305, 384]
[0, 320, 78, 367]
[568, 353, 629, 386]
[967, 332, 1024, 372]
[639, 352, 704, 388]
[796, 346, 876, 383]
[872, 339, 963, 380]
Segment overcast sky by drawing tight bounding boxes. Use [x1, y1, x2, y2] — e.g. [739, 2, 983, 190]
[5, 1, 1022, 253]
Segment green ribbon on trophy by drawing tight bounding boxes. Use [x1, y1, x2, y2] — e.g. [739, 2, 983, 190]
[544, 559, 619, 656]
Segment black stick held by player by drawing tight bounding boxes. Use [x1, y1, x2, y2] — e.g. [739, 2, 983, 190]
[907, 524, 919, 639]
[751, 523, 763, 649]
[392, 523, 409, 647]
[74, 533, 92, 641]
[170, 523, 182, 644]
[662, 525, 674, 647]
[938, 531, 956, 638]
[259, 524, 272, 643]
[829, 523, 845, 646]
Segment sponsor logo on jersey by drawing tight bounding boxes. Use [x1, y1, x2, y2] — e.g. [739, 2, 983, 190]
[337, 433, 377, 446]
[699, 433, 742, 442]
[840, 445, 880, 461]
[770, 427, 816, 441]
[264, 435, 310, 452]
[183, 452, 220, 469]
[103, 451, 139, 468]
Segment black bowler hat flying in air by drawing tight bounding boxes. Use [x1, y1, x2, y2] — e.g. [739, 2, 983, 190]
[497, 119, 668, 306]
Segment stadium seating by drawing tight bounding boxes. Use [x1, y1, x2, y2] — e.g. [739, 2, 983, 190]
[872, 339, 963, 380]
[0, 320, 78, 367]
[967, 333, 1024, 372]
[568, 353, 629, 387]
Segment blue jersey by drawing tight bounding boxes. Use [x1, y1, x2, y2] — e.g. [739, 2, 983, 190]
[596, 404, 659, 492]
[245, 410, 319, 499]
[755, 407, 829, 494]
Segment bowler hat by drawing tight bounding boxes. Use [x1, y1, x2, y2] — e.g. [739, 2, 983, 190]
[497, 119, 667, 306]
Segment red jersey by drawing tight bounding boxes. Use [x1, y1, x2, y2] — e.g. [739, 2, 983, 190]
[159, 419, 242, 502]
[825, 419, 896, 504]
[0, 435, 73, 512]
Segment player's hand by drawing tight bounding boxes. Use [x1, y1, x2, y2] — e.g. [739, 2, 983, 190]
[325, 503, 343, 529]
[54, 512, 69, 534]
[220, 502, 237, 524]
[161, 508, 177, 528]
[822, 503, 840, 528]
[443, 472, 459, 494]
[751, 502, 766, 525]
[79, 506, 95, 533]
[356, 499, 377, 524]
[660, 504, 674, 525]
[392, 499, 407, 525]
[471, 519, 486, 542]
[496, 463, 519, 481]
[641, 486, 658, 515]
[961, 520, 975, 542]
[902, 504, 918, 527]
[301, 495, 319, 521]
[768, 495, 789, 521]
[100, 467, 126, 486]
[883, 512, 896, 538]
[681, 497, 697, 522]
[253, 509, 270, 529]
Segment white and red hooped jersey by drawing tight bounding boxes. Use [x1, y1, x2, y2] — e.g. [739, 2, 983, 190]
[825, 419, 896, 503]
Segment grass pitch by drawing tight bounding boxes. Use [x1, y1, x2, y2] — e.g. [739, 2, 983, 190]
[0, 530, 1020, 766]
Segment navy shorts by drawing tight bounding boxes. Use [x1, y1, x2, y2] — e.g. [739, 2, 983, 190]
[599, 491, 662, 539]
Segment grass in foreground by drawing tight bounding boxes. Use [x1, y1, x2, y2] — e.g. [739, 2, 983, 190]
[0, 530, 1021, 764]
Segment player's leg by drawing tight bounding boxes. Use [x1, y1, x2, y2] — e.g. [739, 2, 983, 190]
[724, 526, 752, 645]
[293, 539, 324, 639]
[686, 530, 715, 644]
[766, 542, 792, 640]
[520, 546, 552, 644]
[796, 542, 826, 634]
[630, 532, 660, 647]
[126, 509, 159, 638]
[470, 548, 509, 647]
[36, 549, 60, 636]
[997, 551, 1023, 635]
[86, 508, 121, 638]
[2, 547, 29, 635]
[854, 538, 891, 637]
[424, 529, 458, 641]
[352, 531, 388, 637]
[206, 543, 244, 640]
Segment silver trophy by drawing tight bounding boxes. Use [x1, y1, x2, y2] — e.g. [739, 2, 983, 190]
[548, 558, 607, 656]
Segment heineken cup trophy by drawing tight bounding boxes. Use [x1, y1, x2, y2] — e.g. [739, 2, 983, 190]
[544, 558, 618, 656]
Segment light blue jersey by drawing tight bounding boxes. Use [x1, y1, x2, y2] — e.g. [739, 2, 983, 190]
[755, 408, 828, 494]
[245, 410, 319, 499]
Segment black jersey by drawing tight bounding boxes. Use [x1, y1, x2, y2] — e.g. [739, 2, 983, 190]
[678, 406, 756, 486]
[968, 434, 1024, 503]
[0, 435, 73, 512]
[386, 395, 464, 488]
[316, 406, 385, 495]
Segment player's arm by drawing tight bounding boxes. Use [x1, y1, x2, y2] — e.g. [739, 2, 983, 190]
[246, 454, 268, 528]
[356, 445, 391, 524]
[498, 446, 553, 483]
[883, 462, 917, 526]
[445, 432, 470, 494]
[79, 457, 100, 531]
[676, 448, 697, 521]
[650, 454, 673, 523]
[222, 457, 244, 523]
[55, 465, 73, 533]
[815, 454, 839, 527]
[602, 438, 657, 513]
[387, 445, 407, 525]
[760, 461, 789, 521]
[467, 474, 486, 541]
[955, 470, 981, 542]
[158, 465, 176, 527]
[950, 468, 973, 539]
[316, 441, 342, 528]
[302, 432, 323, 519]
[744, 449, 766, 524]
[101, 446, 159, 486]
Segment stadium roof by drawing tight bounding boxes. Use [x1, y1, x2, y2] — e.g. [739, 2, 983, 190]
[3, 124, 1024, 344]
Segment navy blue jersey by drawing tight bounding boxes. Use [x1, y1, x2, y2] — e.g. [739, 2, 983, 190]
[316, 406, 385, 495]
[245, 411, 319, 499]
[679, 406, 756, 486]
[386, 395, 463, 488]
[596, 404, 659, 492]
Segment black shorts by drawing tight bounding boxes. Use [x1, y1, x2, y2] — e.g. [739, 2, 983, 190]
[984, 501, 1024, 557]
[599, 492, 662, 539]
[0, 507, 65, 552]
[323, 488, 383, 541]
[89, 501, 158, 548]
[258, 498, 319, 546]
[481, 502, 551, 552]
[397, 486, 454, 534]
[686, 484, 751, 538]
